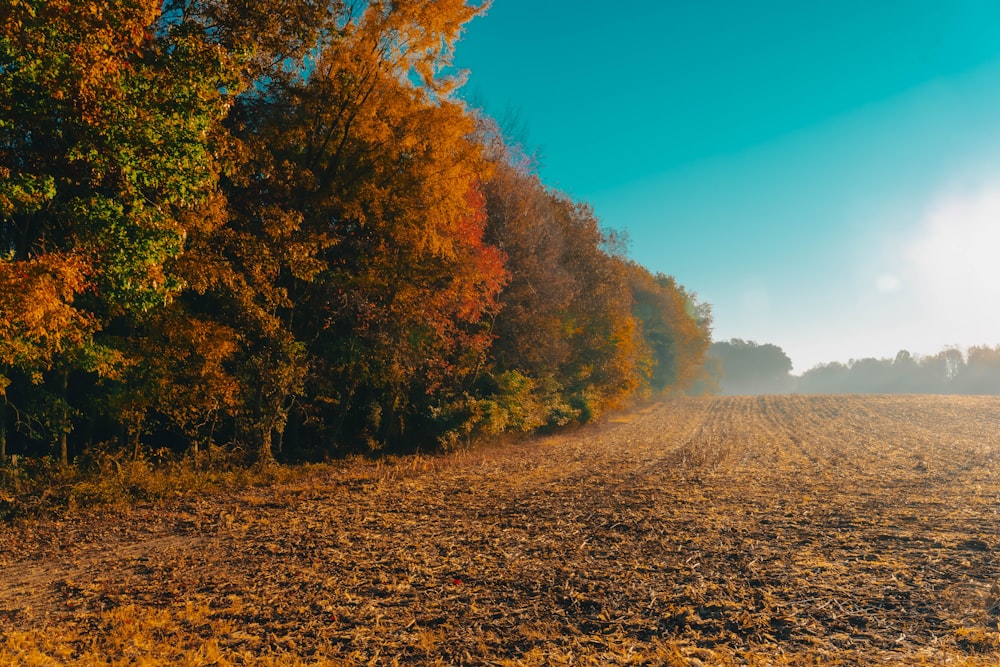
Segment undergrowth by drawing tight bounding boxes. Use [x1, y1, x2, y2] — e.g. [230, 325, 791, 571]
[0, 447, 311, 521]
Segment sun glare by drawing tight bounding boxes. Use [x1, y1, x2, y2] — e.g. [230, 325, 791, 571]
[907, 184, 1000, 331]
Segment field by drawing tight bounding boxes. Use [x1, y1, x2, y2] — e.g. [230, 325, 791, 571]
[2, 395, 1000, 665]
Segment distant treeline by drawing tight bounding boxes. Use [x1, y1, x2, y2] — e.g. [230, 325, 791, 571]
[796, 347, 1000, 394]
[0, 1, 711, 466]
[702, 340, 1000, 395]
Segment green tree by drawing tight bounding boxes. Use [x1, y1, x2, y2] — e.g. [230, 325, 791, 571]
[1, 1, 236, 462]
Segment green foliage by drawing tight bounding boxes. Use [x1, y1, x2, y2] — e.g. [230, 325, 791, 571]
[0, 0, 235, 311]
[478, 371, 576, 434]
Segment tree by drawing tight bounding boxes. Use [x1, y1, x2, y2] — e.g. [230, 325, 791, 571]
[710, 339, 793, 395]
[479, 148, 650, 426]
[1, 0, 237, 462]
[795, 347, 979, 394]
[954, 345, 1000, 394]
[627, 264, 712, 393]
[480, 161, 576, 381]
[180, 0, 503, 455]
[1, 0, 724, 468]
[1, 0, 236, 309]
[0, 254, 96, 463]
[796, 361, 850, 394]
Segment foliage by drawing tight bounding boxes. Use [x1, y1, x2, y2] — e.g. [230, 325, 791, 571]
[476, 143, 710, 428]
[0, 253, 95, 383]
[627, 263, 712, 393]
[0, 0, 711, 475]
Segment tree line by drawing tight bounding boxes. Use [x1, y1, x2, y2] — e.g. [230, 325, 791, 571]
[702, 340, 1000, 395]
[0, 0, 711, 467]
[796, 346, 1000, 394]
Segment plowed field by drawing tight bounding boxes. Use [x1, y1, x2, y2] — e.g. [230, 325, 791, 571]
[3, 395, 1000, 665]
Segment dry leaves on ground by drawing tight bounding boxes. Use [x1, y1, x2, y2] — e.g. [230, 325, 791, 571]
[2, 395, 1000, 665]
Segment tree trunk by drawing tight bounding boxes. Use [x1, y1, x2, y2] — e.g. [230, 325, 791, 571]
[253, 383, 276, 466]
[257, 424, 276, 466]
[0, 398, 7, 465]
[203, 412, 218, 469]
[59, 368, 69, 467]
[131, 420, 143, 462]
[274, 424, 284, 458]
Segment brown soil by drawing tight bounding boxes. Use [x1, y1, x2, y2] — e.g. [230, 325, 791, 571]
[2, 395, 1000, 665]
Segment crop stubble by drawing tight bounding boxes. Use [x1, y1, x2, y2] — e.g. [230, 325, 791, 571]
[1, 395, 1000, 665]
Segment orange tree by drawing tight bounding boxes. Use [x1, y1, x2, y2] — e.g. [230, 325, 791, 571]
[282, 0, 504, 452]
[475, 125, 712, 435]
[167, 0, 502, 457]
[476, 142, 646, 431]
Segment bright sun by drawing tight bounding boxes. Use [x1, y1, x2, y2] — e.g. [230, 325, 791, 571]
[906, 184, 1000, 338]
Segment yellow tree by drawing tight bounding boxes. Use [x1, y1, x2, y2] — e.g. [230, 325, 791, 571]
[627, 263, 712, 393]
[0, 254, 96, 463]
[547, 196, 647, 418]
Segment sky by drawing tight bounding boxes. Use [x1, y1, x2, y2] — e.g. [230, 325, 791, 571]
[451, 0, 1000, 373]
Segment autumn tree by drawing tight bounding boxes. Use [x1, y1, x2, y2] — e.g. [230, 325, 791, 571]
[289, 0, 503, 451]
[477, 127, 706, 430]
[475, 159, 577, 430]
[627, 264, 712, 393]
[546, 196, 648, 418]
[160, 0, 501, 457]
[0, 255, 96, 463]
[0, 0, 236, 463]
[1, 0, 720, 471]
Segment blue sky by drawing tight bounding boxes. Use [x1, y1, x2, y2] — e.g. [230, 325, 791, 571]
[452, 1, 1000, 372]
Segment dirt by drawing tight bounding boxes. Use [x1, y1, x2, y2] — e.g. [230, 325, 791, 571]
[2, 395, 1000, 665]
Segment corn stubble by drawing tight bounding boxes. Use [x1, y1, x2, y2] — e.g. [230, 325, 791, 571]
[2, 395, 1000, 665]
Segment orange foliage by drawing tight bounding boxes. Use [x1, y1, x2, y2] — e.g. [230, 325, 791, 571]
[0, 254, 95, 389]
[0, 0, 713, 460]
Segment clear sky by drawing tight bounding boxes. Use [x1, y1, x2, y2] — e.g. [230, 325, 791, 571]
[451, 0, 1000, 373]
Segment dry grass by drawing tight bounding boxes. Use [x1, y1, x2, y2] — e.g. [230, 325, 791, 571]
[2, 395, 1000, 665]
